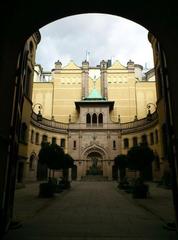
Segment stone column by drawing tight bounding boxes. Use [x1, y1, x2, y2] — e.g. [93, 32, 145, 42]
[82, 60, 89, 99]
[100, 60, 108, 99]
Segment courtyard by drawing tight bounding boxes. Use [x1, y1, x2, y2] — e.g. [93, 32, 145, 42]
[3, 181, 177, 240]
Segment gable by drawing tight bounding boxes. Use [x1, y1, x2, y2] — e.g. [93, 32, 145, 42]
[108, 60, 126, 70]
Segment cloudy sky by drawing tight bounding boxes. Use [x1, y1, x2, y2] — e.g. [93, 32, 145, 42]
[36, 14, 154, 71]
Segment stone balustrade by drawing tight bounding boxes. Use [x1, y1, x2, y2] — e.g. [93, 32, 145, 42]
[31, 111, 158, 133]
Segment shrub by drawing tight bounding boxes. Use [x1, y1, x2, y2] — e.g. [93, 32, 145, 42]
[114, 154, 128, 182]
[127, 143, 155, 181]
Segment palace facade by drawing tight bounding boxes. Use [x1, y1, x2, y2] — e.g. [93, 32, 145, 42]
[24, 59, 163, 182]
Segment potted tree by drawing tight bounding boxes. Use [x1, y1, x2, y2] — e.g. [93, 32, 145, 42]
[114, 154, 129, 189]
[59, 153, 74, 189]
[127, 143, 155, 198]
[38, 142, 64, 197]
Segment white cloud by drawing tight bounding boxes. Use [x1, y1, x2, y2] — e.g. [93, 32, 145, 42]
[36, 14, 154, 71]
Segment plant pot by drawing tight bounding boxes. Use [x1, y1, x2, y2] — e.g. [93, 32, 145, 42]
[132, 184, 149, 198]
[39, 182, 54, 198]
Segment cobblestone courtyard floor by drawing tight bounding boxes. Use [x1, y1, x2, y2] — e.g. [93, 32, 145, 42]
[3, 181, 177, 240]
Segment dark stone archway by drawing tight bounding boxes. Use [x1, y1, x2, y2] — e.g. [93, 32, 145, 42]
[1, 0, 178, 235]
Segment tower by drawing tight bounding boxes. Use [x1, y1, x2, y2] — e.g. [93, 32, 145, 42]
[81, 60, 89, 99]
[100, 60, 108, 99]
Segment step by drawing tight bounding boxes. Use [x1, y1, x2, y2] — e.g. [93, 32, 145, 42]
[81, 175, 108, 181]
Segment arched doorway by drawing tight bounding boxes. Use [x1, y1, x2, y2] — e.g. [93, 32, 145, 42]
[1, 2, 178, 235]
[86, 152, 103, 176]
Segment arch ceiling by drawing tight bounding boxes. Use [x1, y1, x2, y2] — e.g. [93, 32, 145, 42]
[1, 1, 178, 51]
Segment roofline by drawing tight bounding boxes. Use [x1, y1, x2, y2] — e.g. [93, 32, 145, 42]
[75, 100, 114, 111]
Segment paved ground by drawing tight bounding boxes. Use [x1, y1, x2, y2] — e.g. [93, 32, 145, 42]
[118, 182, 176, 224]
[3, 181, 177, 240]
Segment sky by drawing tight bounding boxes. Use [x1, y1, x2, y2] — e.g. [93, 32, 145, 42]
[35, 14, 154, 71]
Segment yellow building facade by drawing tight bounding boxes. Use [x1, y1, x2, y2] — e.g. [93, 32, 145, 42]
[16, 32, 40, 186]
[25, 59, 162, 182]
[33, 60, 157, 123]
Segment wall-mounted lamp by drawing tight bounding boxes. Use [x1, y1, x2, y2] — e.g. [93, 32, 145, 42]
[32, 103, 43, 121]
[146, 103, 156, 121]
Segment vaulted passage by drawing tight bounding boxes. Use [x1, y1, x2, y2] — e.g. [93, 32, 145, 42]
[1, 1, 178, 236]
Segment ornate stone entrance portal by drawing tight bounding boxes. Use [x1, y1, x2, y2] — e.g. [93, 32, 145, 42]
[80, 144, 112, 180]
[86, 152, 103, 175]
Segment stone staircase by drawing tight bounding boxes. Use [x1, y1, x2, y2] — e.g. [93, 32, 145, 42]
[81, 175, 108, 181]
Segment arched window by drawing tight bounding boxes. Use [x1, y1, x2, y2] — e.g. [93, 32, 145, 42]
[141, 134, 147, 145]
[92, 113, 97, 124]
[61, 138, 65, 148]
[133, 137, 138, 146]
[98, 113, 103, 124]
[124, 138, 129, 149]
[42, 135, 48, 143]
[113, 140, 116, 150]
[29, 154, 35, 171]
[73, 140, 76, 149]
[52, 137, 57, 144]
[86, 113, 91, 124]
[31, 130, 34, 143]
[35, 132, 39, 145]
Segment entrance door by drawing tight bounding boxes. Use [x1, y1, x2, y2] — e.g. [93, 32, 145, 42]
[86, 152, 103, 175]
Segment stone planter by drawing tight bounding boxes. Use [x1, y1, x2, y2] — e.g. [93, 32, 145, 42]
[132, 183, 149, 198]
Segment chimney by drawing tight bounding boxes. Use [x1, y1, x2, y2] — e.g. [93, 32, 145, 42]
[127, 59, 135, 71]
[55, 60, 62, 70]
[100, 60, 108, 99]
[81, 60, 89, 99]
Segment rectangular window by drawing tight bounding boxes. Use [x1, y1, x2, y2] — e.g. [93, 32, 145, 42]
[73, 140, 76, 149]
[113, 140, 116, 150]
[35, 133, 39, 145]
[31, 130, 34, 143]
[141, 135, 147, 145]
[42, 135, 48, 143]
[61, 138, 65, 148]
[133, 137, 138, 146]
[124, 138, 129, 149]
[52, 137, 57, 144]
